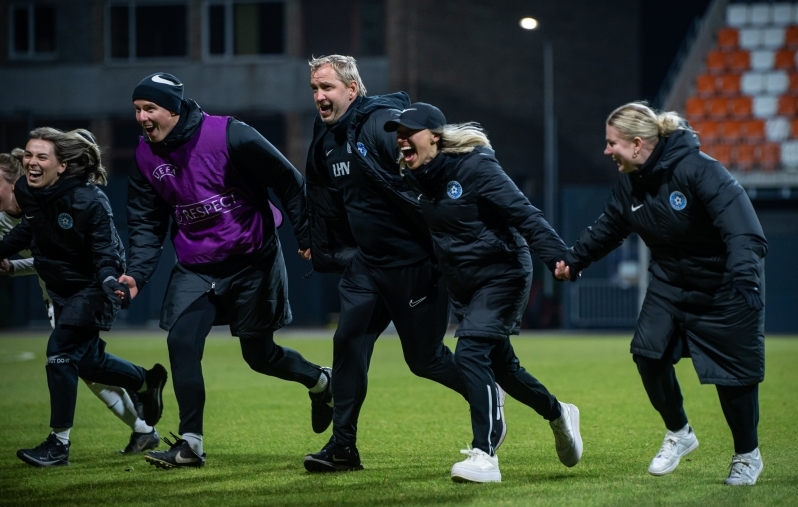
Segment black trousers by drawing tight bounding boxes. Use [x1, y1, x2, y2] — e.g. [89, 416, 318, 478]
[47, 324, 146, 429]
[635, 353, 760, 454]
[331, 255, 467, 447]
[456, 336, 561, 454]
[168, 292, 322, 435]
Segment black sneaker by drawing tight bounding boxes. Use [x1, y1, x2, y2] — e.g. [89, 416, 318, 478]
[309, 367, 333, 433]
[119, 429, 160, 454]
[140, 364, 168, 426]
[129, 391, 146, 421]
[144, 432, 205, 469]
[17, 433, 70, 467]
[304, 439, 363, 472]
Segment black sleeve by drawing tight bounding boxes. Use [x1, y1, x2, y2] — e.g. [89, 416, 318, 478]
[0, 218, 33, 259]
[126, 159, 171, 289]
[227, 119, 310, 249]
[692, 160, 767, 286]
[565, 183, 634, 274]
[474, 156, 567, 270]
[88, 193, 125, 282]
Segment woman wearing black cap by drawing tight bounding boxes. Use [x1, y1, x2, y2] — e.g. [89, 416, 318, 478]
[385, 103, 583, 483]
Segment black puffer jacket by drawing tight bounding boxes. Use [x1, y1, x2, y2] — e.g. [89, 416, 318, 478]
[565, 128, 767, 300]
[404, 146, 566, 288]
[0, 176, 125, 329]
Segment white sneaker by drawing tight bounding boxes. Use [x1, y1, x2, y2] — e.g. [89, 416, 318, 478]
[451, 447, 501, 483]
[495, 384, 507, 450]
[648, 426, 699, 476]
[725, 448, 763, 486]
[549, 402, 583, 467]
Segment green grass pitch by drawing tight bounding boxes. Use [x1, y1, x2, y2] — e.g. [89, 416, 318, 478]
[0, 331, 796, 506]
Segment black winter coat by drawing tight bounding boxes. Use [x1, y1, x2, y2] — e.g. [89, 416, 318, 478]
[404, 147, 567, 292]
[304, 92, 431, 273]
[565, 128, 767, 301]
[0, 176, 126, 329]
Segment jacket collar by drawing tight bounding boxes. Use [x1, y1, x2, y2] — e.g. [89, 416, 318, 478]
[150, 98, 204, 150]
[23, 175, 85, 202]
[637, 127, 699, 177]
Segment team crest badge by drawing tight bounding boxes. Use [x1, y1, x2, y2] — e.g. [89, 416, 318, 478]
[58, 213, 74, 229]
[447, 181, 463, 199]
[669, 191, 687, 210]
[357, 142, 367, 156]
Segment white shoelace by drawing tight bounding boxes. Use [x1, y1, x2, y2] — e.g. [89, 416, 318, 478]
[728, 456, 753, 479]
[656, 437, 678, 459]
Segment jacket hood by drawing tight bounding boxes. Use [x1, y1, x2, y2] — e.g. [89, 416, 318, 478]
[23, 174, 86, 203]
[153, 98, 204, 149]
[642, 127, 700, 176]
[356, 92, 411, 118]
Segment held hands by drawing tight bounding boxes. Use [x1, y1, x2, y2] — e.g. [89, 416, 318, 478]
[298, 248, 312, 260]
[117, 274, 139, 300]
[0, 259, 13, 276]
[554, 260, 580, 281]
[102, 276, 131, 309]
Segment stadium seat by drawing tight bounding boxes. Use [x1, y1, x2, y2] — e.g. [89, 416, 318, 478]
[727, 4, 749, 27]
[786, 26, 798, 48]
[753, 95, 778, 117]
[750, 4, 772, 26]
[763, 27, 786, 49]
[766, 116, 791, 141]
[694, 120, 719, 142]
[792, 118, 798, 137]
[750, 50, 775, 70]
[721, 120, 744, 142]
[719, 74, 742, 95]
[696, 74, 717, 96]
[774, 49, 795, 69]
[707, 51, 728, 73]
[766, 70, 790, 94]
[745, 119, 767, 140]
[686, 97, 707, 120]
[790, 72, 798, 92]
[759, 142, 781, 170]
[741, 72, 766, 94]
[717, 27, 739, 50]
[731, 96, 753, 118]
[781, 140, 798, 167]
[709, 97, 730, 119]
[735, 143, 757, 171]
[739, 28, 762, 49]
[772, 3, 794, 26]
[708, 143, 734, 166]
[778, 95, 798, 116]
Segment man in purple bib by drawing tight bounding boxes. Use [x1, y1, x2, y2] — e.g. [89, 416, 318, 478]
[120, 72, 333, 469]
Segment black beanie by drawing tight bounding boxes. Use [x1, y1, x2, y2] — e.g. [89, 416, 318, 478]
[132, 73, 184, 113]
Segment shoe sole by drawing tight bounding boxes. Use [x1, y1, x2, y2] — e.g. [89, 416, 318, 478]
[144, 455, 204, 469]
[303, 456, 363, 473]
[451, 470, 501, 483]
[144, 365, 167, 427]
[562, 403, 583, 467]
[16, 451, 69, 467]
[648, 438, 699, 476]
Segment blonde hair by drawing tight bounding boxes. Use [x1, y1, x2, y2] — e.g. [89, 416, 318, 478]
[0, 148, 24, 184]
[309, 54, 367, 96]
[606, 101, 687, 144]
[28, 127, 107, 186]
[399, 122, 491, 172]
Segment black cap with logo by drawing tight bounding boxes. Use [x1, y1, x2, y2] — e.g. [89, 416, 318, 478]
[132, 72, 184, 113]
[384, 102, 446, 132]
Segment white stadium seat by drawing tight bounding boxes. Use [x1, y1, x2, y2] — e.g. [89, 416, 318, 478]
[740, 28, 763, 49]
[753, 95, 779, 117]
[765, 71, 789, 94]
[751, 50, 776, 70]
[750, 4, 772, 26]
[727, 4, 749, 26]
[772, 3, 794, 25]
[763, 27, 786, 49]
[742, 72, 766, 94]
[780, 140, 798, 167]
[766, 117, 791, 141]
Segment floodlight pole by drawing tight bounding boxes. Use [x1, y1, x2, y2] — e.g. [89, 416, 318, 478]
[543, 41, 557, 297]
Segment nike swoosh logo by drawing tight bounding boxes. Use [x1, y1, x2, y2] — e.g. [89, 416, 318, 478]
[326, 149, 334, 157]
[25, 215, 34, 219]
[152, 75, 182, 86]
[631, 204, 644, 212]
[175, 452, 199, 464]
[409, 297, 427, 307]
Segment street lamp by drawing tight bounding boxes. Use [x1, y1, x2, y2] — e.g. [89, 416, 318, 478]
[521, 17, 558, 297]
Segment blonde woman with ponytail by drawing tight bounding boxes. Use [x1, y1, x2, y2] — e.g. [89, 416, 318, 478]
[0, 128, 167, 467]
[556, 101, 768, 486]
[386, 103, 582, 483]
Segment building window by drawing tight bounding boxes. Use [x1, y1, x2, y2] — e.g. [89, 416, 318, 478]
[107, 2, 188, 60]
[9, 3, 56, 59]
[205, 1, 284, 58]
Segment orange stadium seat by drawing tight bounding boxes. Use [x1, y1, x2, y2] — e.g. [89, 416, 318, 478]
[775, 49, 796, 70]
[745, 119, 766, 141]
[778, 95, 798, 116]
[686, 97, 707, 120]
[721, 120, 744, 142]
[735, 143, 756, 171]
[717, 27, 739, 50]
[709, 97, 730, 119]
[693, 121, 719, 141]
[728, 50, 751, 72]
[786, 26, 798, 48]
[731, 96, 753, 118]
[719, 74, 741, 95]
[711, 144, 734, 166]
[707, 51, 728, 73]
[696, 74, 717, 96]
[759, 142, 781, 171]
[789, 72, 798, 93]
